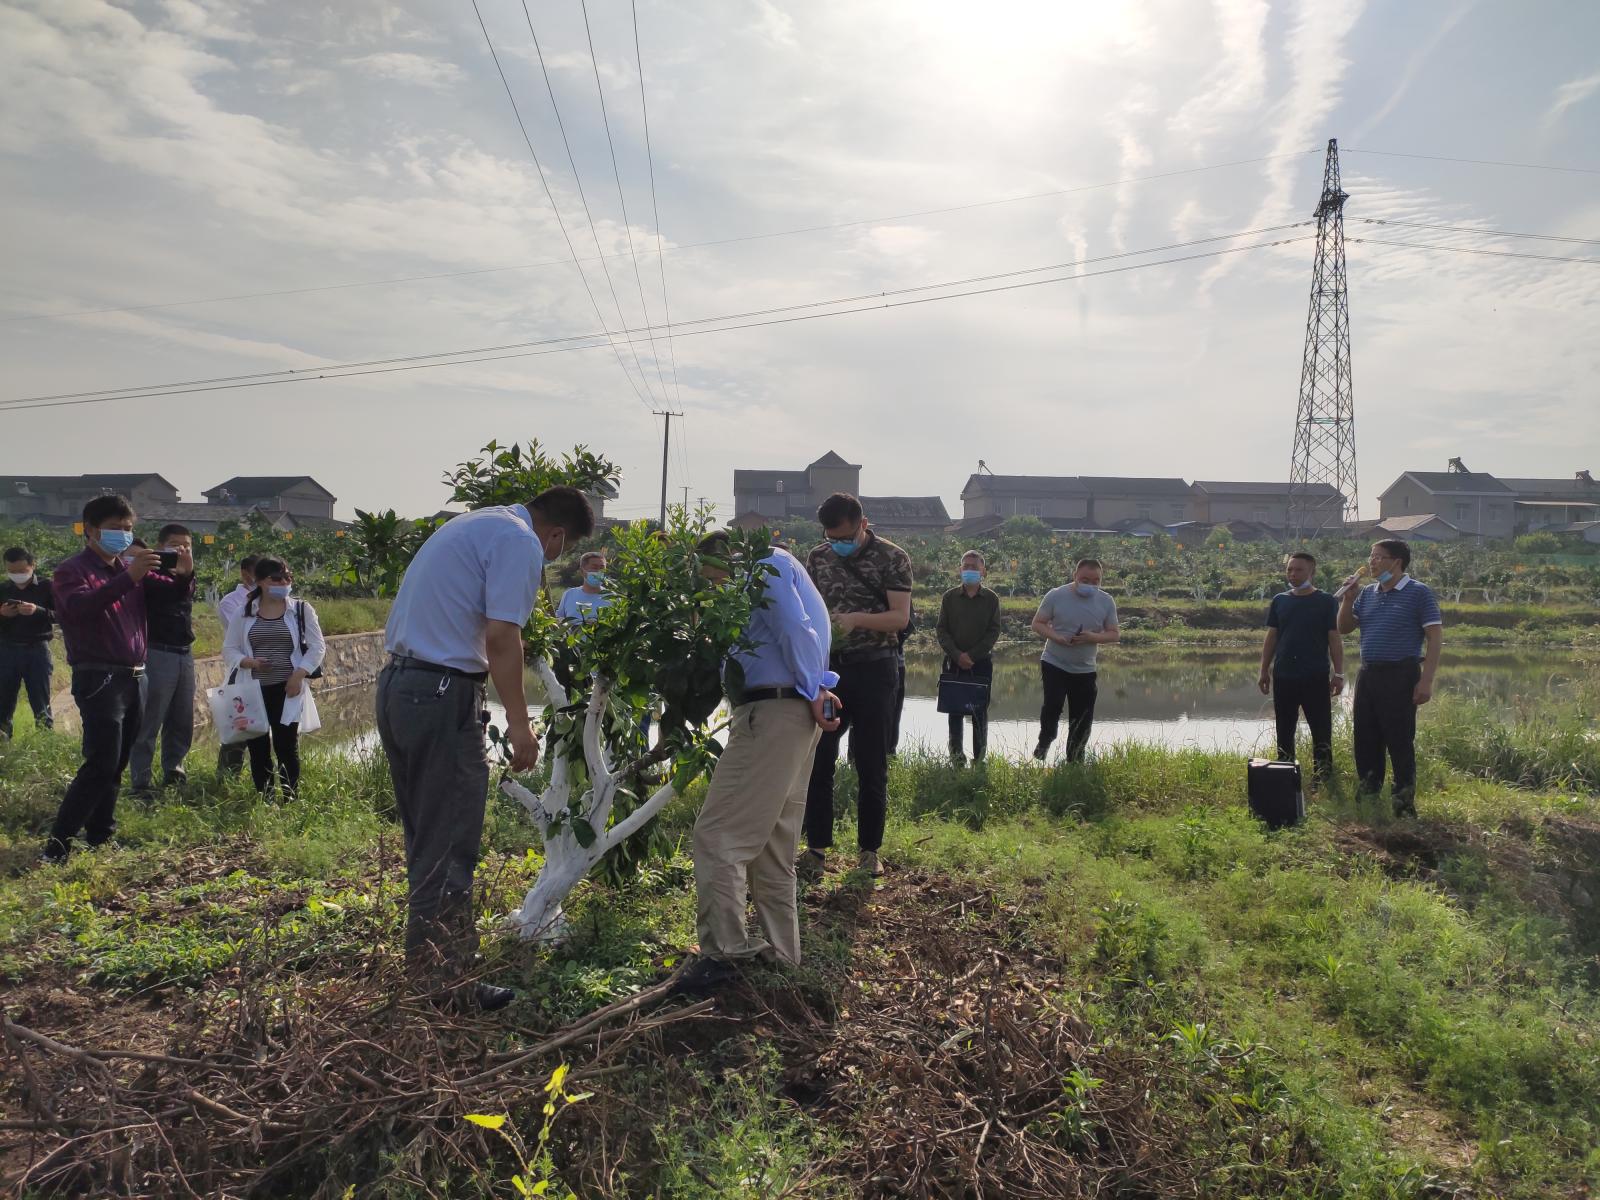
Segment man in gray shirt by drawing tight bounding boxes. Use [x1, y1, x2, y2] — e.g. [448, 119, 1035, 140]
[1030, 557, 1120, 762]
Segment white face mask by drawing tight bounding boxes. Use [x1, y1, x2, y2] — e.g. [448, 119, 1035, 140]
[6, 571, 31, 587]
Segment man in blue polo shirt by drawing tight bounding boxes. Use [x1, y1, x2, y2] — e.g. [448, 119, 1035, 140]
[378, 485, 594, 1010]
[1337, 539, 1443, 816]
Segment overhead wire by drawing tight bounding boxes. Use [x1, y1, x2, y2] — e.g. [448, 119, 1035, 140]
[468, 0, 653, 411]
[632, 0, 683, 408]
[1351, 216, 1600, 246]
[518, 0, 662, 405]
[3, 221, 1308, 408]
[1350, 238, 1600, 266]
[0, 234, 1310, 414]
[578, 0, 671, 404]
[1342, 148, 1600, 176]
[1, 150, 1321, 325]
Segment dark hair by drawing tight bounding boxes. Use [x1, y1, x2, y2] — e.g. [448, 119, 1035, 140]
[1075, 557, 1103, 571]
[82, 494, 134, 529]
[240, 554, 262, 573]
[1288, 550, 1317, 566]
[1373, 539, 1411, 570]
[816, 493, 863, 529]
[157, 523, 190, 543]
[529, 486, 595, 541]
[245, 557, 290, 615]
[578, 550, 606, 569]
[3, 547, 32, 565]
[695, 530, 732, 561]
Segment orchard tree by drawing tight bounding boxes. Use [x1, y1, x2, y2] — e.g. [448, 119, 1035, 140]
[444, 438, 618, 511]
[501, 515, 775, 940]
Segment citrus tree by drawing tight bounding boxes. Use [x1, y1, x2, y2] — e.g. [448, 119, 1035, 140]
[501, 514, 774, 939]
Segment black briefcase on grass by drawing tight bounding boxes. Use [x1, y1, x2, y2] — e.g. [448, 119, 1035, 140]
[1246, 758, 1304, 829]
[936, 672, 989, 715]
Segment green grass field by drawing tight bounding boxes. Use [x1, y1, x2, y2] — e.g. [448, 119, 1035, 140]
[2, 667, 1596, 1196]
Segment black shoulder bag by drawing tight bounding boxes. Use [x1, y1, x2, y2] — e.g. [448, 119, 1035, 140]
[289, 601, 325, 679]
[837, 550, 916, 650]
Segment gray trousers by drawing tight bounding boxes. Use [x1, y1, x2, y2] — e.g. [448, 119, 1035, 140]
[375, 662, 490, 978]
[129, 647, 195, 788]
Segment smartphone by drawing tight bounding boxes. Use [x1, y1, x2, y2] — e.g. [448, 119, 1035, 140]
[822, 696, 837, 720]
[158, 550, 179, 570]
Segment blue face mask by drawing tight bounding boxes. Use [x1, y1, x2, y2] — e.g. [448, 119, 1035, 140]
[1376, 570, 1395, 585]
[960, 569, 982, 586]
[830, 539, 859, 558]
[98, 529, 134, 554]
[1074, 582, 1097, 598]
[266, 584, 292, 598]
[585, 571, 605, 588]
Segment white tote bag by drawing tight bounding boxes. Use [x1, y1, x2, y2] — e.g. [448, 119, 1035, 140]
[279, 684, 322, 734]
[207, 670, 270, 744]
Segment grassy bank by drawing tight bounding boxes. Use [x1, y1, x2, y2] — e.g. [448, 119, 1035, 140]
[1, 685, 1597, 1196]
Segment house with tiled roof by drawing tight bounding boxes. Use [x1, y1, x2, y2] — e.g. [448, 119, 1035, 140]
[0, 473, 180, 523]
[1191, 481, 1344, 528]
[1377, 470, 1515, 541]
[203, 476, 336, 521]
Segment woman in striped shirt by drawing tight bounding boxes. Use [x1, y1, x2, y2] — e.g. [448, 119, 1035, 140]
[222, 557, 325, 797]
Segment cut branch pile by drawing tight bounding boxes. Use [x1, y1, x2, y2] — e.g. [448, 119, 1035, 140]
[1, 930, 707, 1198]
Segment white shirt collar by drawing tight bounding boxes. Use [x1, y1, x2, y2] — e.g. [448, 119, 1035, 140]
[1391, 573, 1413, 590]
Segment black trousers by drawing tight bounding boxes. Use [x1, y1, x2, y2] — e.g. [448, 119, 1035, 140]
[247, 681, 302, 796]
[1039, 662, 1098, 762]
[49, 668, 145, 854]
[805, 655, 897, 853]
[887, 652, 907, 756]
[1353, 661, 1421, 805]
[1273, 673, 1334, 777]
[946, 657, 993, 761]
[376, 663, 490, 976]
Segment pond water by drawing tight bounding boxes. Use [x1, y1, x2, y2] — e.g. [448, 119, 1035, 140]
[268, 645, 1587, 763]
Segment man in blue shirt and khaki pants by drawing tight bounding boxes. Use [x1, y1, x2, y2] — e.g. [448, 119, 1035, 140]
[675, 531, 842, 996]
[1338, 539, 1443, 817]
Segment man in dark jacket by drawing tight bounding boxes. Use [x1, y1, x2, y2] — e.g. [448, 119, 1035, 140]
[129, 523, 197, 796]
[936, 549, 1000, 763]
[1, 546, 55, 739]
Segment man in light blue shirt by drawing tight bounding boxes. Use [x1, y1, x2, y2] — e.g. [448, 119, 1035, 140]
[556, 550, 614, 624]
[377, 486, 594, 1011]
[675, 532, 842, 995]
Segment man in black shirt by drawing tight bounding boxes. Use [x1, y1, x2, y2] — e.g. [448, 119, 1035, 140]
[0, 546, 55, 739]
[1258, 550, 1344, 780]
[130, 524, 197, 795]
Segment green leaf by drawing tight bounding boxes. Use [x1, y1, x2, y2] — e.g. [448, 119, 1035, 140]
[464, 1113, 506, 1130]
[570, 818, 596, 849]
[512, 1176, 531, 1197]
[547, 1062, 570, 1093]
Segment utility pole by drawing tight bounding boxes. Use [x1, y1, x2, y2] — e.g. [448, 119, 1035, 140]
[681, 486, 691, 509]
[654, 410, 682, 527]
[1288, 138, 1359, 540]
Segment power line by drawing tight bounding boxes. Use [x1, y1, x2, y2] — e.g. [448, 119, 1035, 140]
[468, 0, 653, 411]
[579, 0, 671, 404]
[1342, 148, 1600, 176]
[1351, 216, 1600, 246]
[1351, 237, 1600, 266]
[633, 0, 682, 408]
[2, 150, 1320, 325]
[0, 235, 1309, 415]
[519, 0, 662, 405]
[5, 222, 1307, 408]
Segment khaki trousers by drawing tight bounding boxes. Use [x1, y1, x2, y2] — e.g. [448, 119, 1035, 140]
[693, 697, 821, 964]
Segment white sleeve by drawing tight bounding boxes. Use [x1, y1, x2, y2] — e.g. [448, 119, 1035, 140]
[293, 602, 327, 673]
[223, 613, 250, 672]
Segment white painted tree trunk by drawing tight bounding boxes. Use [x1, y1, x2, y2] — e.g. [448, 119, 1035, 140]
[503, 660, 679, 940]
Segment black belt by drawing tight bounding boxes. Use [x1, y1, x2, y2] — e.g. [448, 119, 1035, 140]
[387, 654, 488, 683]
[149, 642, 193, 655]
[743, 687, 805, 703]
[73, 662, 145, 677]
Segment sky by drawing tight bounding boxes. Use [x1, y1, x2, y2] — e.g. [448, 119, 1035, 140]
[3, 0, 1598, 522]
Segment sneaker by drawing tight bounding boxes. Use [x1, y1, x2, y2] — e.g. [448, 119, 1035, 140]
[796, 848, 827, 881]
[668, 956, 738, 998]
[856, 850, 884, 877]
[38, 838, 69, 865]
[164, 769, 189, 789]
[1393, 796, 1418, 819]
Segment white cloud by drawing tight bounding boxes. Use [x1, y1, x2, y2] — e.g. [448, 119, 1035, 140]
[342, 51, 463, 90]
[1543, 70, 1600, 129]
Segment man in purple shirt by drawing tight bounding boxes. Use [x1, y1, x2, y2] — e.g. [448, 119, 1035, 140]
[42, 494, 161, 863]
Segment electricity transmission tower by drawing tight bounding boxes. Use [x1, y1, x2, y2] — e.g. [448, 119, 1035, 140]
[1288, 138, 1358, 539]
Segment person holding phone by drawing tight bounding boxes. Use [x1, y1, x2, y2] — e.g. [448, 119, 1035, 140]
[675, 531, 841, 996]
[1031, 557, 1120, 763]
[223, 557, 324, 799]
[1337, 539, 1443, 816]
[43, 495, 159, 863]
[129, 524, 196, 797]
[0, 546, 55, 740]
